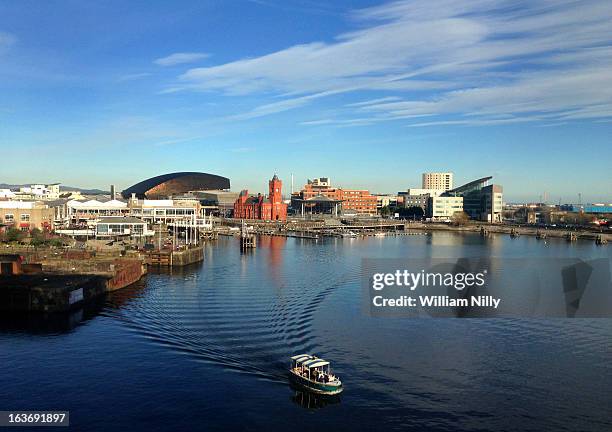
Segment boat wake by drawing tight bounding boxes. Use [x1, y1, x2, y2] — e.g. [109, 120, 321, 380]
[101, 239, 354, 383]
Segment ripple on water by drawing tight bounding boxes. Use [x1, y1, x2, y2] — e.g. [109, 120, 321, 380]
[100, 235, 612, 431]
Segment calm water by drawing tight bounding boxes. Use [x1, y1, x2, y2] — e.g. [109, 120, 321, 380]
[1, 233, 611, 431]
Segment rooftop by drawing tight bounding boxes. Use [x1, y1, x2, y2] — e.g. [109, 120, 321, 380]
[97, 216, 146, 224]
[0, 201, 48, 209]
[294, 195, 344, 203]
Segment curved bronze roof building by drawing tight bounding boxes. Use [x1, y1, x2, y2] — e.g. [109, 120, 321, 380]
[122, 172, 230, 199]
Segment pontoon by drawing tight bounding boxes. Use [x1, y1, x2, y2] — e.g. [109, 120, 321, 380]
[289, 354, 343, 395]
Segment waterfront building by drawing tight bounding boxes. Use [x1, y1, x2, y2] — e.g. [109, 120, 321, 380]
[94, 216, 153, 239]
[375, 195, 399, 212]
[62, 197, 203, 228]
[190, 190, 240, 217]
[0, 201, 54, 231]
[426, 196, 464, 220]
[442, 177, 503, 222]
[398, 188, 446, 213]
[66, 199, 129, 224]
[128, 197, 201, 225]
[422, 173, 453, 191]
[122, 172, 230, 199]
[292, 178, 377, 216]
[292, 195, 343, 217]
[402, 194, 429, 211]
[512, 207, 541, 224]
[233, 175, 288, 221]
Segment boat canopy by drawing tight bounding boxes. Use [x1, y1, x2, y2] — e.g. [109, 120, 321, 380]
[291, 354, 314, 364]
[302, 359, 330, 369]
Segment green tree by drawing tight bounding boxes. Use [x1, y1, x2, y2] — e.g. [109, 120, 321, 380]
[4, 227, 26, 242]
[29, 228, 46, 246]
[380, 205, 392, 217]
[49, 238, 65, 248]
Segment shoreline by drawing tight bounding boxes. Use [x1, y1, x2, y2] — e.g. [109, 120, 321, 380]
[217, 217, 610, 243]
[404, 222, 611, 242]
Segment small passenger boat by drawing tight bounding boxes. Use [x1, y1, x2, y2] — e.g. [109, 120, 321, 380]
[289, 354, 343, 395]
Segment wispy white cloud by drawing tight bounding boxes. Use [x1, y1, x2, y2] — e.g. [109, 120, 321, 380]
[118, 72, 151, 82]
[154, 52, 209, 66]
[168, 1, 612, 126]
[346, 96, 402, 107]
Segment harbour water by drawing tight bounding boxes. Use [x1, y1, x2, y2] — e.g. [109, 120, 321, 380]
[1, 233, 611, 431]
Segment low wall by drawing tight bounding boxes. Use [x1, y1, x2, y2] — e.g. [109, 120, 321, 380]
[171, 247, 204, 266]
[107, 259, 147, 291]
[26, 256, 146, 292]
[0, 275, 108, 312]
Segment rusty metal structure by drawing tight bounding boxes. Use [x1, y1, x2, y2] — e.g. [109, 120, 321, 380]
[121, 172, 230, 199]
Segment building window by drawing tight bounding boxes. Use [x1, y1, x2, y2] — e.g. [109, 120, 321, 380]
[109, 224, 123, 234]
[4, 214, 14, 222]
[20, 214, 30, 222]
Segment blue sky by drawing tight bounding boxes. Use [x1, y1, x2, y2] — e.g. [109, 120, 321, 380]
[0, 0, 611, 203]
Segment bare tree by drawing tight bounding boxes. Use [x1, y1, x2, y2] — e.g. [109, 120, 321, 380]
[451, 211, 470, 226]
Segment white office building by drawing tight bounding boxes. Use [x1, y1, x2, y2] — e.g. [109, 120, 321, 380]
[427, 196, 464, 220]
[18, 183, 62, 200]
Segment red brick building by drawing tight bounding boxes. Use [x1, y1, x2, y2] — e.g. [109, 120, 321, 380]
[233, 175, 288, 221]
[294, 178, 377, 215]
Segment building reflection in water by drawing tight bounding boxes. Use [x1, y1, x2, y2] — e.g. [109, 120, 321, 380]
[0, 279, 147, 335]
[0, 297, 106, 335]
[260, 235, 286, 283]
[105, 278, 148, 310]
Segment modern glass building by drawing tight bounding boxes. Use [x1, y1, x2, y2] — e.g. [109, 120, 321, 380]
[443, 176, 503, 222]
